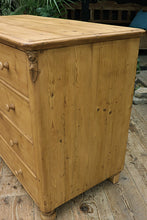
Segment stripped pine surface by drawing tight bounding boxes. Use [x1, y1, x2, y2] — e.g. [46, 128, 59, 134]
[0, 104, 146, 220]
[0, 15, 144, 51]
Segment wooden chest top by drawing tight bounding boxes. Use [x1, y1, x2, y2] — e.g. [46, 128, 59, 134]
[0, 15, 144, 51]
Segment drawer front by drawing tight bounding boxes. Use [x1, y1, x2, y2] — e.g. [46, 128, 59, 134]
[0, 43, 28, 97]
[0, 112, 35, 174]
[0, 82, 32, 140]
[0, 136, 38, 205]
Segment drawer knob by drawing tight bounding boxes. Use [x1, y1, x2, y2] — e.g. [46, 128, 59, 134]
[15, 169, 22, 176]
[0, 61, 9, 70]
[9, 139, 18, 147]
[6, 104, 15, 112]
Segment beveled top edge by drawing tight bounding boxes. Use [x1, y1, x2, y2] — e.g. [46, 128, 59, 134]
[0, 15, 145, 51]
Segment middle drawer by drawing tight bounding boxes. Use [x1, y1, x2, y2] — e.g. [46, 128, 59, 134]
[0, 82, 32, 140]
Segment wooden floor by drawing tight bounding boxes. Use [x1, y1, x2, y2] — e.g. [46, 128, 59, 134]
[0, 104, 146, 220]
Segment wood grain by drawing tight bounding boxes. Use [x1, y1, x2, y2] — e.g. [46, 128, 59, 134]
[0, 82, 32, 141]
[0, 104, 146, 219]
[0, 15, 144, 51]
[0, 15, 143, 217]
[26, 38, 140, 212]
[0, 112, 35, 173]
[0, 43, 29, 96]
[0, 137, 38, 206]
[0, 195, 35, 220]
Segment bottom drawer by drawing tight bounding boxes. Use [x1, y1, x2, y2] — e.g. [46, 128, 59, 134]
[0, 136, 39, 206]
[0, 112, 35, 174]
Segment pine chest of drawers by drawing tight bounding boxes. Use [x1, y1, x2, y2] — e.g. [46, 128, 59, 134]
[0, 15, 144, 219]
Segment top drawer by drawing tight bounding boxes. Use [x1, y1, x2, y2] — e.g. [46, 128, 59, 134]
[0, 43, 28, 97]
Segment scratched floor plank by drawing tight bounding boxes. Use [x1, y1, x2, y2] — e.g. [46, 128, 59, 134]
[0, 105, 146, 220]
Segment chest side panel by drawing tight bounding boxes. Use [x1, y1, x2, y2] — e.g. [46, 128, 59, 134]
[30, 38, 140, 212]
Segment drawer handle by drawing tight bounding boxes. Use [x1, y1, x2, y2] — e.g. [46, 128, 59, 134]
[9, 139, 18, 147]
[6, 104, 15, 112]
[15, 169, 22, 176]
[0, 61, 9, 70]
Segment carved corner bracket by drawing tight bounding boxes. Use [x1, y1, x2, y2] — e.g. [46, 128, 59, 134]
[27, 51, 40, 83]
